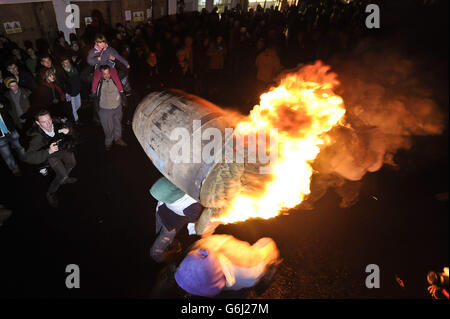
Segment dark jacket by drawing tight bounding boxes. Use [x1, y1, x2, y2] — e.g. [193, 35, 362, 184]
[25, 118, 72, 165]
[141, 64, 164, 95]
[0, 80, 7, 96]
[157, 202, 203, 232]
[16, 69, 37, 91]
[54, 43, 71, 60]
[62, 65, 81, 96]
[4, 87, 31, 129]
[170, 63, 194, 93]
[70, 51, 87, 71]
[35, 82, 66, 108]
[194, 43, 209, 79]
[0, 95, 17, 133]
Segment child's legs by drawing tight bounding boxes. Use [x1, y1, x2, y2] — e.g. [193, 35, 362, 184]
[109, 67, 124, 92]
[91, 69, 102, 93]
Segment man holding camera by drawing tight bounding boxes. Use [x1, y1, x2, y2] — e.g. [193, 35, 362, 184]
[25, 109, 77, 207]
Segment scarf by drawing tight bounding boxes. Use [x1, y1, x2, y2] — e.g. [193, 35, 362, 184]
[94, 43, 109, 53]
[43, 81, 65, 102]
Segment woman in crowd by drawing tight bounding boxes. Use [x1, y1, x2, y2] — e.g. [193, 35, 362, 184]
[35, 69, 70, 119]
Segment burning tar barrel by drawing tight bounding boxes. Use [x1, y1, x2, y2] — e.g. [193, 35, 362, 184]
[132, 90, 246, 210]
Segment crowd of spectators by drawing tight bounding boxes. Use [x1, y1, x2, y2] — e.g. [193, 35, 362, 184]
[2, 0, 388, 189]
[2, 1, 377, 107]
[0, 1, 379, 205]
[0, 1, 375, 172]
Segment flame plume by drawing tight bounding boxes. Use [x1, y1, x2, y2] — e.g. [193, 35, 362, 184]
[214, 61, 346, 224]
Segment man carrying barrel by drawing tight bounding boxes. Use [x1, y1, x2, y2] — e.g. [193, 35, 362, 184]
[149, 177, 204, 263]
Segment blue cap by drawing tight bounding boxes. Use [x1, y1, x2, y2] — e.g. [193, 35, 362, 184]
[175, 249, 226, 297]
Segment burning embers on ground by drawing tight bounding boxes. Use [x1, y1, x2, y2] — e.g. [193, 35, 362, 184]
[212, 56, 445, 225]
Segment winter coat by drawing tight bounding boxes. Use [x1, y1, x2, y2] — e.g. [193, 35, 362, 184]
[87, 45, 129, 70]
[156, 193, 203, 233]
[16, 70, 37, 91]
[0, 95, 18, 132]
[141, 64, 164, 95]
[62, 65, 81, 96]
[25, 118, 70, 165]
[4, 87, 31, 129]
[35, 82, 66, 108]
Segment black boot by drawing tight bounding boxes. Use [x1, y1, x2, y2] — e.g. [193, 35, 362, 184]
[46, 192, 59, 208]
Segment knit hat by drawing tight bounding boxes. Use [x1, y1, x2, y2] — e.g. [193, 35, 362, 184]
[175, 249, 226, 297]
[150, 177, 185, 204]
[4, 77, 17, 88]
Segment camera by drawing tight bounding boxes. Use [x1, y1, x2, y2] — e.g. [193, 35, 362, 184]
[50, 133, 76, 152]
[56, 137, 76, 151]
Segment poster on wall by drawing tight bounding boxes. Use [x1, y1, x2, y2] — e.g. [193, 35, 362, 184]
[125, 10, 131, 21]
[133, 11, 145, 22]
[3, 21, 22, 34]
[84, 17, 93, 26]
[147, 8, 152, 20]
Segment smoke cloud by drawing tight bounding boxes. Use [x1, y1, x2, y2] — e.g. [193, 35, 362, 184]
[304, 44, 446, 208]
[219, 45, 445, 211]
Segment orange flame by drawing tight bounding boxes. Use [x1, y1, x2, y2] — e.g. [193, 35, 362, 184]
[214, 62, 346, 224]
